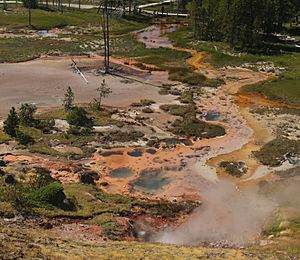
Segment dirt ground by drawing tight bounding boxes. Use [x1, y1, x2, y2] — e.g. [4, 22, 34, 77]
[0, 55, 175, 118]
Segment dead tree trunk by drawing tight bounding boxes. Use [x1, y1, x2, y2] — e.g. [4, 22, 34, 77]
[101, 0, 110, 73]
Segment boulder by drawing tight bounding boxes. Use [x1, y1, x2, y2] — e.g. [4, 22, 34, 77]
[80, 173, 95, 185]
[5, 175, 16, 185]
[0, 160, 7, 167]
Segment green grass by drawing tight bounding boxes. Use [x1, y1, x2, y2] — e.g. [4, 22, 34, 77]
[28, 142, 66, 157]
[172, 115, 226, 139]
[253, 137, 300, 167]
[19, 126, 43, 139]
[34, 183, 197, 219]
[0, 37, 84, 63]
[0, 8, 150, 33]
[160, 104, 196, 116]
[37, 107, 123, 127]
[114, 35, 190, 69]
[167, 27, 264, 67]
[291, 219, 300, 231]
[0, 130, 12, 143]
[36, 108, 67, 120]
[242, 52, 300, 105]
[89, 213, 125, 240]
[168, 26, 300, 105]
[0, 9, 151, 63]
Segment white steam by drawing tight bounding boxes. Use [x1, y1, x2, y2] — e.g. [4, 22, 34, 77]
[153, 180, 278, 246]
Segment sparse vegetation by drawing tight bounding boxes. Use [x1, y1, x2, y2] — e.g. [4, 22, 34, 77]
[253, 137, 300, 167]
[91, 79, 112, 111]
[160, 104, 196, 116]
[168, 67, 206, 85]
[219, 161, 247, 177]
[131, 99, 156, 107]
[172, 115, 225, 138]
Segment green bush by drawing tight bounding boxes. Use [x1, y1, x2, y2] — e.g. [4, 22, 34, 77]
[19, 103, 37, 127]
[67, 107, 94, 128]
[3, 107, 19, 137]
[16, 129, 35, 146]
[27, 182, 68, 210]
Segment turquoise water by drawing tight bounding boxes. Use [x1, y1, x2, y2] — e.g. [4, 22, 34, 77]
[110, 167, 134, 178]
[132, 169, 170, 192]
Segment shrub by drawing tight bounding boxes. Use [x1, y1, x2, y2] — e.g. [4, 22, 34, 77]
[131, 99, 155, 107]
[3, 107, 19, 137]
[219, 161, 247, 177]
[35, 119, 55, 134]
[19, 103, 37, 127]
[16, 129, 35, 146]
[27, 182, 68, 210]
[160, 104, 196, 116]
[67, 106, 94, 128]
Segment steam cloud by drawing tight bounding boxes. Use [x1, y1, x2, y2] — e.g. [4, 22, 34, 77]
[153, 180, 279, 246]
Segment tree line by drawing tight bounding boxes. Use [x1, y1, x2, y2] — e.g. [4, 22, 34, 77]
[190, 0, 300, 49]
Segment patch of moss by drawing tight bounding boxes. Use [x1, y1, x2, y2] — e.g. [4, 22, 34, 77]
[204, 78, 225, 88]
[160, 104, 196, 116]
[172, 115, 225, 138]
[253, 137, 300, 167]
[131, 99, 156, 107]
[179, 91, 195, 104]
[219, 161, 247, 177]
[89, 213, 125, 240]
[168, 67, 206, 85]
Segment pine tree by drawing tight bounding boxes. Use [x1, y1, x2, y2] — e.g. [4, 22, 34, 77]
[190, 0, 296, 49]
[63, 86, 74, 112]
[19, 103, 37, 127]
[3, 107, 19, 137]
[93, 79, 112, 111]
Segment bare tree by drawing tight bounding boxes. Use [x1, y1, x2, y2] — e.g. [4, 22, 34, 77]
[100, 0, 110, 73]
[93, 79, 112, 110]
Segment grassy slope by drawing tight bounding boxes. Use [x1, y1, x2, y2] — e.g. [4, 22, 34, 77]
[0, 219, 287, 259]
[168, 27, 300, 105]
